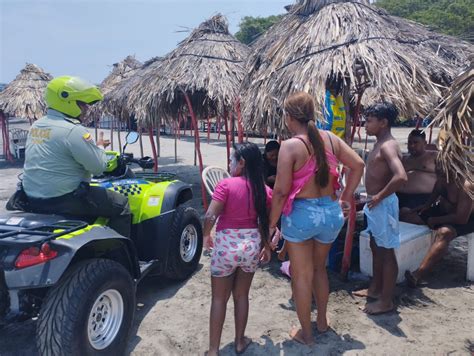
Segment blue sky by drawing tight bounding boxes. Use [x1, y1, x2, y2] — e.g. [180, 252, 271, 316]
[0, 0, 288, 84]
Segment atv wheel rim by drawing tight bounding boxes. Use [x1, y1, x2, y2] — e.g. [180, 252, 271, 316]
[87, 289, 124, 350]
[180, 224, 198, 263]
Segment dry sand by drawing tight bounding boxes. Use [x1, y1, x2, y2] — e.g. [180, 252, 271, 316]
[0, 122, 473, 355]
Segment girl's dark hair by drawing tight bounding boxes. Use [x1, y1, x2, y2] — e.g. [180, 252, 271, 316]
[284, 92, 329, 187]
[233, 143, 270, 246]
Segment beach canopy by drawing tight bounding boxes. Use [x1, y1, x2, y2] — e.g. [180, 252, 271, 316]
[101, 56, 163, 123]
[431, 58, 473, 198]
[240, 0, 473, 134]
[127, 14, 251, 125]
[86, 55, 142, 123]
[0, 63, 52, 120]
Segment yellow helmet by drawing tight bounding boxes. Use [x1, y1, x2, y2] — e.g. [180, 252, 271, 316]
[45, 76, 103, 118]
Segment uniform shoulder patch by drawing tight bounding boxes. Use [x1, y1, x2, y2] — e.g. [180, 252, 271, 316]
[82, 132, 93, 142]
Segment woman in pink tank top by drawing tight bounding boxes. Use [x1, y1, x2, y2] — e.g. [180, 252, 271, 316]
[269, 92, 364, 345]
[203, 143, 272, 355]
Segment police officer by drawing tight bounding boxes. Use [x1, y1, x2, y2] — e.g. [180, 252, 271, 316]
[15, 76, 131, 237]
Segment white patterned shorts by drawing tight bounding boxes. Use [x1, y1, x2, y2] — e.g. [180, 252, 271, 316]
[210, 228, 261, 277]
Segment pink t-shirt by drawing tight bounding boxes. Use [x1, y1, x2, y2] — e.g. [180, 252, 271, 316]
[212, 176, 272, 231]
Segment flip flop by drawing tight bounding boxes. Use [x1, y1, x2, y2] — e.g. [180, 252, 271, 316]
[235, 336, 252, 355]
[405, 270, 419, 288]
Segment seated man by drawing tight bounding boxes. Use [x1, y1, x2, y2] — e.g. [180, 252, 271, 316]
[7, 76, 131, 237]
[397, 130, 437, 221]
[404, 164, 474, 287]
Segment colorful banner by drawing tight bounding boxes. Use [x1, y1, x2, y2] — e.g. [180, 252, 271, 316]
[318, 90, 346, 139]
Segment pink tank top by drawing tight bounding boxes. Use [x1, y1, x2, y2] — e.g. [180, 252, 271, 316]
[282, 134, 340, 216]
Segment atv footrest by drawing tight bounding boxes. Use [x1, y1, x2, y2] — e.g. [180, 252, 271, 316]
[138, 260, 158, 279]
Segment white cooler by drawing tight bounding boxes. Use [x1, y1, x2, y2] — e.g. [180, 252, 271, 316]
[359, 222, 433, 283]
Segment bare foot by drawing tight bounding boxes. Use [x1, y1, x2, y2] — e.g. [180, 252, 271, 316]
[204, 350, 218, 356]
[289, 327, 314, 345]
[362, 300, 395, 315]
[352, 288, 380, 299]
[235, 336, 252, 354]
[316, 315, 330, 333]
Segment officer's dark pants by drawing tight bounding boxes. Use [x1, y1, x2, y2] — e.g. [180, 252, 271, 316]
[26, 184, 131, 238]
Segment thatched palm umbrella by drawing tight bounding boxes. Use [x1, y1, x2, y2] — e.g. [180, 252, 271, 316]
[88, 55, 142, 151]
[125, 14, 251, 208]
[241, 0, 473, 137]
[430, 59, 473, 198]
[101, 56, 163, 163]
[0, 63, 52, 160]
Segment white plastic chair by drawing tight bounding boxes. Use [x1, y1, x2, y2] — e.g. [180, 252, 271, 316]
[9, 128, 28, 159]
[202, 166, 230, 196]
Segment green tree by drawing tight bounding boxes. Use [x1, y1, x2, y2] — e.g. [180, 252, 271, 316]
[235, 15, 283, 45]
[375, 0, 474, 41]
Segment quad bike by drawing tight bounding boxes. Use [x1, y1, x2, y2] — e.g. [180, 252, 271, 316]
[0, 131, 203, 355]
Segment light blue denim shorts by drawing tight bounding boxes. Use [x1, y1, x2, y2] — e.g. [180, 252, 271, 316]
[281, 196, 344, 244]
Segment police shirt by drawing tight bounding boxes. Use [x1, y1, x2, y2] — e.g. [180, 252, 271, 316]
[22, 109, 108, 198]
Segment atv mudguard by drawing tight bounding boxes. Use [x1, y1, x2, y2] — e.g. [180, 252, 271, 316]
[160, 181, 193, 213]
[132, 181, 194, 265]
[4, 226, 139, 290]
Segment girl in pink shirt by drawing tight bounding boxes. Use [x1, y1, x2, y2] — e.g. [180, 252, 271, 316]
[203, 142, 272, 356]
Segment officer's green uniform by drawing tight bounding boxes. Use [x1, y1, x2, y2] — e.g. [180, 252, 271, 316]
[23, 109, 107, 198]
[19, 109, 131, 237]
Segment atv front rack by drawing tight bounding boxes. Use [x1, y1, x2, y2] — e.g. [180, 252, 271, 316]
[0, 220, 88, 247]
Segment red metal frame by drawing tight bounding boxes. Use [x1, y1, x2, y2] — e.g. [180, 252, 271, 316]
[183, 92, 208, 210]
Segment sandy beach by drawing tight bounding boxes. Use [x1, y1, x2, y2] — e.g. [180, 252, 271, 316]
[0, 122, 473, 355]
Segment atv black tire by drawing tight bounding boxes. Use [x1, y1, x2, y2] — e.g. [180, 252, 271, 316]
[36, 259, 135, 356]
[165, 205, 203, 280]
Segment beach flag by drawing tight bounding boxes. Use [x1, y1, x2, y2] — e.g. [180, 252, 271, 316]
[318, 90, 346, 139]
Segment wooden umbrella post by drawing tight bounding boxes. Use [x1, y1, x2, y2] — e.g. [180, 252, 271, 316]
[235, 99, 244, 144]
[428, 124, 434, 144]
[183, 92, 208, 210]
[1, 112, 13, 161]
[138, 125, 144, 158]
[155, 118, 161, 158]
[224, 110, 231, 172]
[217, 115, 221, 141]
[207, 116, 211, 144]
[117, 119, 123, 153]
[148, 124, 158, 173]
[230, 110, 235, 147]
[110, 116, 114, 151]
[174, 119, 178, 163]
[95, 116, 98, 141]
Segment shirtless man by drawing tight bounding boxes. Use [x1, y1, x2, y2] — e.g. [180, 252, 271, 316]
[398, 130, 437, 221]
[353, 102, 408, 315]
[404, 165, 474, 287]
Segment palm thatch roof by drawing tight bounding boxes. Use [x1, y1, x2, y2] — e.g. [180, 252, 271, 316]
[0, 63, 53, 120]
[101, 56, 163, 122]
[431, 58, 473, 198]
[241, 0, 473, 133]
[86, 55, 142, 123]
[126, 14, 251, 124]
